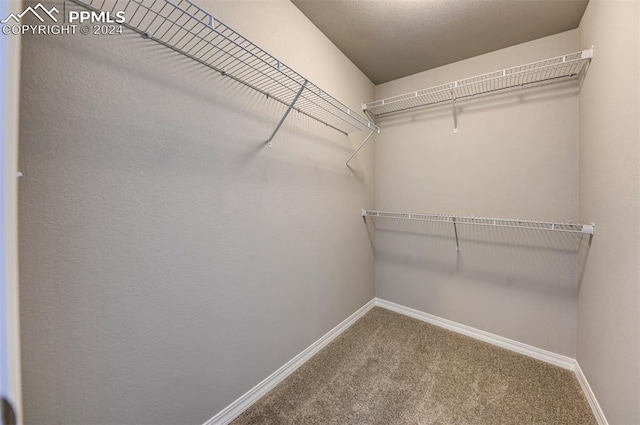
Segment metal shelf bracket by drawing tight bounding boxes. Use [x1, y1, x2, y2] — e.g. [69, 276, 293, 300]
[451, 94, 458, 134]
[267, 80, 307, 148]
[452, 216, 460, 251]
[346, 129, 377, 166]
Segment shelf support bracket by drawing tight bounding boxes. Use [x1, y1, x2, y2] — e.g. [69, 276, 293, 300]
[452, 217, 460, 251]
[346, 130, 376, 166]
[267, 79, 308, 148]
[451, 93, 458, 133]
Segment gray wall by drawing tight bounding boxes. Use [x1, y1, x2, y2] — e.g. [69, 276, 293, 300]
[18, 1, 375, 424]
[373, 30, 582, 357]
[18, 1, 640, 424]
[577, 1, 640, 423]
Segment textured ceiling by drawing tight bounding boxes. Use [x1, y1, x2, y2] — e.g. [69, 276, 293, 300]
[291, 0, 589, 84]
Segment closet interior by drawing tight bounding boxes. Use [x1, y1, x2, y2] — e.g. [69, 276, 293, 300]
[11, 0, 639, 424]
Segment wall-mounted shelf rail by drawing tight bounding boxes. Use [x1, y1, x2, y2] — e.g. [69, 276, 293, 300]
[69, 0, 379, 160]
[362, 49, 593, 131]
[362, 209, 594, 252]
[363, 209, 594, 234]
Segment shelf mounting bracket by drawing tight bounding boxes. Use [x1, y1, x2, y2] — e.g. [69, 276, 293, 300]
[451, 91, 458, 133]
[346, 129, 376, 166]
[267, 79, 308, 148]
[452, 216, 460, 251]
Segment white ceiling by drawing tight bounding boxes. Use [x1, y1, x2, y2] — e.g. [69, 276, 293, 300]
[291, 0, 589, 84]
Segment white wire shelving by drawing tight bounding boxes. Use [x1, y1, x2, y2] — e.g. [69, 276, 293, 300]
[69, 0, 379, 163]
[362, 49, 593, 132]
[362, 209, 594, 252]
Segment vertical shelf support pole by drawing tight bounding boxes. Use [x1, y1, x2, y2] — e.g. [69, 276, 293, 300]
[267, 79, 308, 148]
[452, 217, 460, 251]
[346, 129, 376, 166]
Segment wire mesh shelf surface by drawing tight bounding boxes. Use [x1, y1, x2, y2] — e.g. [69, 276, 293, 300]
[70, 0, 379, 137]
[363, 49, 593, 118]
[362, 209, 594, 235]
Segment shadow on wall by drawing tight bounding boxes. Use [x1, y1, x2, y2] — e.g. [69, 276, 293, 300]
[369, 218, 591, 299]
[22, 23, 370, 185]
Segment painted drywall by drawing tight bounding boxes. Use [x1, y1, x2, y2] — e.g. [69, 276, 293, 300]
[1, 1, 23, 423]
[577, 1, 640, 423]
[17, 1, 375, 424]
[373, 30, 581, 357]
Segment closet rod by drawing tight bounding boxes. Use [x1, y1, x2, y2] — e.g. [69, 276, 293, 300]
[362, 209, 595, 235]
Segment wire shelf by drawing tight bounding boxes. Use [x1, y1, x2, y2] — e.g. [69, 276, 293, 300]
[362, 209, 594, 235]
[363, 49, 593, 119]
[69, 0, 379, 142]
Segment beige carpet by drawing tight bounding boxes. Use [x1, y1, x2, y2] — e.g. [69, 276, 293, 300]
[232, 307, 597, 425]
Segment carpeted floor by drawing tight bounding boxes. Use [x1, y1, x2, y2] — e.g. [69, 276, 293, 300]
[232, 307, 597, 425]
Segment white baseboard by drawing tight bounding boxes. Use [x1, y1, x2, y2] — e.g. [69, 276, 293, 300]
[375, 298, 609, 424]
[374, 298, 576, 370]
[203, 298, 377, 425]
[574, 362, 609, 425]
[205, 297, 608, 425]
